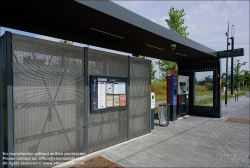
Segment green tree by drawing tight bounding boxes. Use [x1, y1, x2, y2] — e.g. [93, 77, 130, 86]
[157, 6, 189, 79]
[233, 59, 246, 88]
[165, 7, 189, 37]
[139, 56, 156, 81]
[242, 70, 250, 88]
[157, 60, 178, 80]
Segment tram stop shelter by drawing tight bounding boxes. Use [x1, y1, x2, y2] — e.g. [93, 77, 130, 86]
[0, 0, 221, 167]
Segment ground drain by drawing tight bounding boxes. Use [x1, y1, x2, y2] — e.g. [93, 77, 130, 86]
[225, 118, 250, 124]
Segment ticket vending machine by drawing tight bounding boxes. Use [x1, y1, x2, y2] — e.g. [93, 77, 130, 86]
[167, 75, 189, 120]
[167, 76, 177, 121]
[177, 75, 189, 117]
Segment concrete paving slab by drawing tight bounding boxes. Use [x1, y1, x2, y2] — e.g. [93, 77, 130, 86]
[56, 96, 249, 168]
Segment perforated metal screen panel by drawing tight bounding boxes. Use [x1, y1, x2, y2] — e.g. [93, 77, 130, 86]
[130, 58, 151, 139]
[12, 34, 85, 163]
[87, 49, 128, 153]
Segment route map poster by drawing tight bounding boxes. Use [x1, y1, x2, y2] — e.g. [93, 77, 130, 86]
[90, 75, 127, 113]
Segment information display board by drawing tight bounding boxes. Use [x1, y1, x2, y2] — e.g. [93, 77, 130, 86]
[90, 75, 127, 113]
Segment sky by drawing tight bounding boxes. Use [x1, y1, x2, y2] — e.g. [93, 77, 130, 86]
[0, 1, 249, 80]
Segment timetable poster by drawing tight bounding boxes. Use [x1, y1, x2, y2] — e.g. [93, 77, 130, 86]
[106, 82, 114, 94]
[106, 95, 113, 108]
[113, 95, 120, 107]
[113, 82, 126, 94]
[119, 94, 126, 106]
[98, 82, 106, 109]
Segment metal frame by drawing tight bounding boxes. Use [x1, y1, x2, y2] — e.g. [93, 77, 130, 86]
[84, 47, 88, 154]
[89, 75, 128, 113]
[127, 57, 131, 140]
[178, 58, 221, 118]
[149, 59, 152, 133]
[0, 31, 5, 167]
[129, 57, 151, 139]
[6, 31, 14, 168]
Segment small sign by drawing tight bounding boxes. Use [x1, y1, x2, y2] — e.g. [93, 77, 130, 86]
[119, 94, 126, 106]
[217, 48, 244, 58]
[113, 95, 120, 107]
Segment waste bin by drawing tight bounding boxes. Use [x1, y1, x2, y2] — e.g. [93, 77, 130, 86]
[151, 92, 155, 130]
[158, 103, 170, 127]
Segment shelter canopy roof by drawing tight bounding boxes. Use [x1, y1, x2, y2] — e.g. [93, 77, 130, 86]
[0, 0, 217, 62]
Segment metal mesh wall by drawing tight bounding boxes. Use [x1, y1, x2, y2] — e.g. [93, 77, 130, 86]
[130, 57, 151, 139]
[12, 34, 85, 161]
[88, 48, 128, 153]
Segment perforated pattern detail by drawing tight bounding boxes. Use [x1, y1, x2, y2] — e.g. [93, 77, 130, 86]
[130, 57, 151, 139]
[88, 48, 128, 153]
[12, 34, 85, 157]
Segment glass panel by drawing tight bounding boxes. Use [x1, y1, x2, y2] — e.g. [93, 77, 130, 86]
[194, 71, 213, 106]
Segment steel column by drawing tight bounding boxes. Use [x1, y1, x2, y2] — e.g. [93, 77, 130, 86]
[6, 32, 13, 168]
[149, 60, 151, 133]
[0, 32, 4, 167]
[127, 56, 130, 140]
[218, 59, 222, 117]
[231, 37, 234, 95]
[84, 47, 89, 154]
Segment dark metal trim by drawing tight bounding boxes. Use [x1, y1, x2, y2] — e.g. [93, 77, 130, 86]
[76, 1, 217, 57]
[149, 60, 151, 133]
[6, 31, 14, 168]
[14, 127, 81, 144]
[84, 47, 88, 154]
[178, 58, 221, 118]
[89, 75, 128, 113]
[217, 59, 221, 117]
[0, 32, 5, 167]
[127, 56, 130, 140]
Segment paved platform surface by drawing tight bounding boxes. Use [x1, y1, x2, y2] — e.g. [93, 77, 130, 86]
[57, 96, 249, 167]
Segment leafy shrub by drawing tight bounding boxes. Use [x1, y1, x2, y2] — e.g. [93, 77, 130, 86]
[152, 81, 166, 95]
[204, 82, 213, 90]
[195, 85, 207, 92]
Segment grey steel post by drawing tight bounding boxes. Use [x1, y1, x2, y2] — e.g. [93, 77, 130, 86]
[127, 56, 130, 140]
[149, 60, 151, 133]
[225, 22, 229, 105]
[6, 32, 13, 168]
[0, 32, 4, 167]
[231, 36, 234, 95]
[218, 59, 222, 117]
[84, 47, 89, 154]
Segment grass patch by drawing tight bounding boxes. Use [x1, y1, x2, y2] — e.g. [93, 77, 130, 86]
[195, 98, 213, 106]
[152, 81, 166, 102]
[195, 91, 246, 106]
